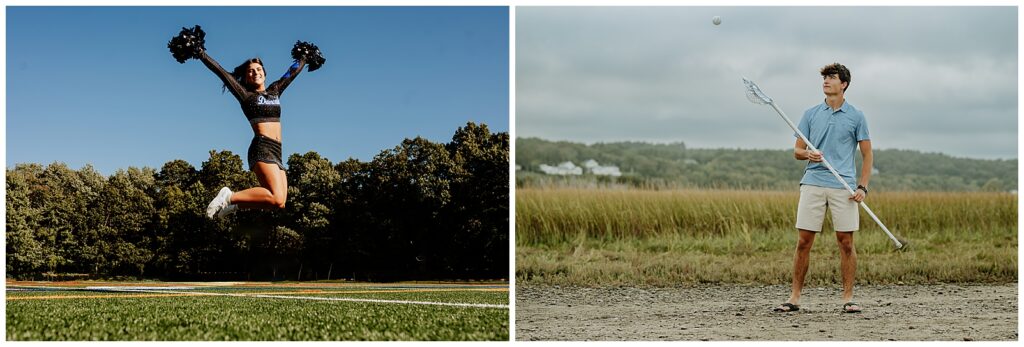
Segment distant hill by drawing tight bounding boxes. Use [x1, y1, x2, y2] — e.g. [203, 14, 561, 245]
[515, 137, 1017, 192]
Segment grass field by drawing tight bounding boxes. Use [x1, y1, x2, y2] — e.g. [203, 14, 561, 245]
[6, 281, 509, 341]
[516, 188, 1017, 286]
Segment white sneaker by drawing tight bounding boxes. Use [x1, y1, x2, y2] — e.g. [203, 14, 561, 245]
[216, 203, 239, 219]
[205, 187, 233, 219]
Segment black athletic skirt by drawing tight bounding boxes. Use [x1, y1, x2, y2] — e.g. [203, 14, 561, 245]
[247, 135, 285, 171]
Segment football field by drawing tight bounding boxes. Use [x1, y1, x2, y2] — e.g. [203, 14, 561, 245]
[7, 280, 509, 341]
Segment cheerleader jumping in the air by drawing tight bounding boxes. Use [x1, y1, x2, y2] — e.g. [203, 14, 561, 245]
[168, 25, 326, 219]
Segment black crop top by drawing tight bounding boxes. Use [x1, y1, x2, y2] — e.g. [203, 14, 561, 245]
[199, 51, 305, 124]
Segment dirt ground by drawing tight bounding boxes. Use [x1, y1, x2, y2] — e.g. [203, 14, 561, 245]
[515, 284, 1017, 341]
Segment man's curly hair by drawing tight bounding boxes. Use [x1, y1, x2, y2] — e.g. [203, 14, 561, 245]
[820, 63, 851, 92]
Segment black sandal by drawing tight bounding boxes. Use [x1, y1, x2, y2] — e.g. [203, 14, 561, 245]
[773, 303, 800, 312]
[843, 302, 862, 313]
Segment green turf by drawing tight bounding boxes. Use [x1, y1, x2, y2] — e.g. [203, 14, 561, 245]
[7, 288, 509, 341]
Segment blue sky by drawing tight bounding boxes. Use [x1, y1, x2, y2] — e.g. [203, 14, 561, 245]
[8, 6, 509, 175]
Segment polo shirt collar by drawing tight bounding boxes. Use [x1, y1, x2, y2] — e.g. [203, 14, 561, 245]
[821, 99, 850, 114]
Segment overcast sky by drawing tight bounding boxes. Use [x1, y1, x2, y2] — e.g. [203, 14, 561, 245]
[517, 7, 1017, 159]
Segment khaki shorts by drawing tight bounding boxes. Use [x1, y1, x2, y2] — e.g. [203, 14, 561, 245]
[796, 184, 859, 232]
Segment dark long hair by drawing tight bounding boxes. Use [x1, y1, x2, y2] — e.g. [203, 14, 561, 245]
[224, 57, 264, 93]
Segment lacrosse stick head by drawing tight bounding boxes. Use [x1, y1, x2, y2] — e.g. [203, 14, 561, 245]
[894, 237, 909, 251]
[743, 77, 772, 105]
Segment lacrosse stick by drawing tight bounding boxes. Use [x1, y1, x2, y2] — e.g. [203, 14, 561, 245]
[743, 77, 905, 250]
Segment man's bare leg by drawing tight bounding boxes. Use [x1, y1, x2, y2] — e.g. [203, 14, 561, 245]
[783, 229, 817, 309]
[836, 231, 859, 312]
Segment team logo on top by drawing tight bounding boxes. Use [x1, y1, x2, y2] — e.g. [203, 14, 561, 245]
[257, 95, 280, 106]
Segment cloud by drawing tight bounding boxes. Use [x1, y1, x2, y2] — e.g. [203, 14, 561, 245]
[516, 7, 1017, 159]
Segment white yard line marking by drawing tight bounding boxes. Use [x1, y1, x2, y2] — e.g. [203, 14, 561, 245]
[7, 286, 509, 309]
[86, 286, 195, 290]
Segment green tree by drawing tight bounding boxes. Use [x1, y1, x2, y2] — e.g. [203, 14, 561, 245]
[982, 178, 1005, 192]
[516, 137, 1017, 191]
[97, 167, 157, 277]
[33, 163, 101, 274]
[284, 151, 340, 280]
[153, 160, 206, 278]
[446, 123, 509, 278]
[199, 150, 256, 195]
[359, 136, 457, 280]
[6, 164, 46, 277]
[193, 151, 254, 278]
[70, 165, 107, 275]
[7, 123, 511, 281]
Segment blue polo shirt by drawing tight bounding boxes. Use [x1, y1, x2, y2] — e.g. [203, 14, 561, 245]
[796, 100, 870, 189]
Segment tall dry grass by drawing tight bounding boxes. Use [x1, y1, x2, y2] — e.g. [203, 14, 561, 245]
[517, 188, 1015, 244]
[515, 188, 1017, 286]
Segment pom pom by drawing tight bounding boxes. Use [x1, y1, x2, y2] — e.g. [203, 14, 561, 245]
[291, 41, 326, 72]
[167, 25, 206, 64]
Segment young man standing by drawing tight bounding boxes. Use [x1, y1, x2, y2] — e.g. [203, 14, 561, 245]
[774, 63, 871, 314]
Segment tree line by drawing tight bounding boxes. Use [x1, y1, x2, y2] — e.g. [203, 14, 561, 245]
[7, 123, 508, 281]
[516, 137, 1017, 191]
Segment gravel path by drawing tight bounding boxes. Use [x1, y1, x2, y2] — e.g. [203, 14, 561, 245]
[516, 284, 1017, 341]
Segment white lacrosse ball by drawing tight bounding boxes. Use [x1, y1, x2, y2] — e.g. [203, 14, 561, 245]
[712, 16, 722, 25]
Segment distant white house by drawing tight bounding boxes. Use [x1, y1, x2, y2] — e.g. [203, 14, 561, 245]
[683, 159, 699, 165]
[537, 160, 622, 176]
[582, 159, 622, 177]
[515, 165, 522, 171]
[539, 161, 583, 175]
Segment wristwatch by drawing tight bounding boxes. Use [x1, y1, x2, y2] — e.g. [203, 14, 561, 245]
[856, 185, 868, 194]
